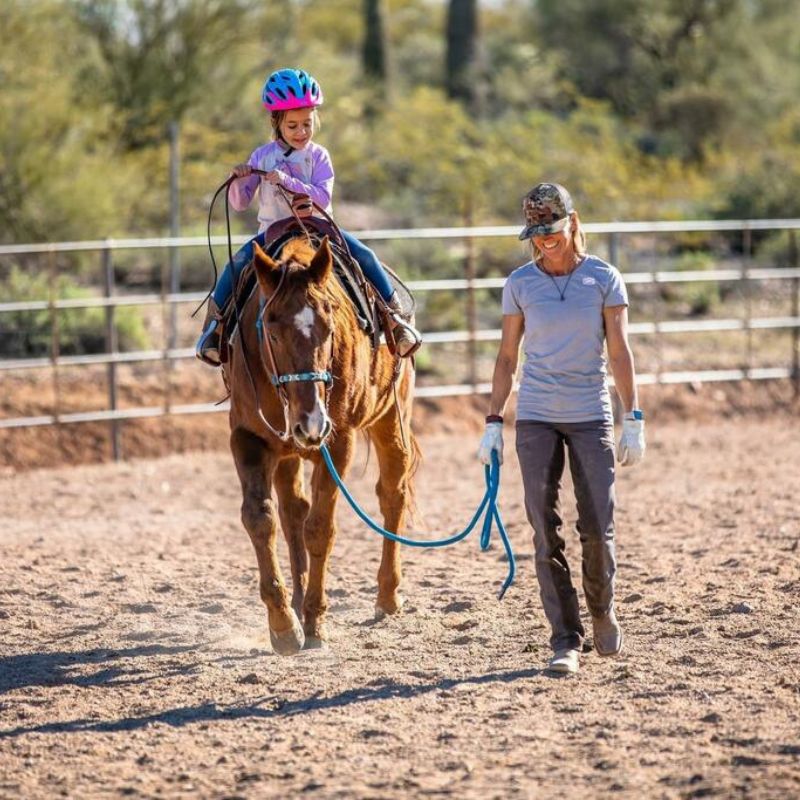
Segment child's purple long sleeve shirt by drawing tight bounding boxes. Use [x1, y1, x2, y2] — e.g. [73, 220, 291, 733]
[228, 140, 335, 233]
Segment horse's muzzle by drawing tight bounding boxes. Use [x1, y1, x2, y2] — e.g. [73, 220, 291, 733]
[291, 413, 332, 449]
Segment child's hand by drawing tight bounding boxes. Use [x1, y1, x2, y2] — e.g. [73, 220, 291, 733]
[263, 170, 282, 185]
[230, 163, 253, 179]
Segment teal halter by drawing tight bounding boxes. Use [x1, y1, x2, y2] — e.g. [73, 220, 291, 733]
[252, 272, 334, 443]
[256, 299, 333, 389]
[270, 371, 332, 387]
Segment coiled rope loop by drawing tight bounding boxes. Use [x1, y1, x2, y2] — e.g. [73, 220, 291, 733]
[319, 447, 515, 599]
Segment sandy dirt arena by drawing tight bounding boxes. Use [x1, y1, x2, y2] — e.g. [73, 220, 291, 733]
[1, 412, 799, 799]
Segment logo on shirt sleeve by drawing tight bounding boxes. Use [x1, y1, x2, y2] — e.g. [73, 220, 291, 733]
[581, 276, 597, 286]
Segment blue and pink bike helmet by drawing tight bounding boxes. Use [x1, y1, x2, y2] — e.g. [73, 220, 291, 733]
[262, 68, 324, 111]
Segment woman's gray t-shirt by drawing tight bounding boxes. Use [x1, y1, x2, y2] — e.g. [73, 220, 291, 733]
[502, 255, 628, 423]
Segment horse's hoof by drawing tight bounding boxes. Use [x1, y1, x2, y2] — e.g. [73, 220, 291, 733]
[303, 635, 328, 651]
[375, 594, 405, 619]
[303, 621, 329, 645]
[269, 613, 305, 656]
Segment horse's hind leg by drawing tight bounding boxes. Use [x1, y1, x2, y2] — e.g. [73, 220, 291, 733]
[303, 431, 355, 646]
[274, 456, 310, 618]
[230, 427, 304, 656]
[370, 415, 415, 618]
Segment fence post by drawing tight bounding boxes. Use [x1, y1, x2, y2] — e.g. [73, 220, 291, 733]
[608, 231, 619, 268]
[168, 119, 181, 361]
[742, 225, 752, 377]
[161, 235, 173, 415]
[651, 235, 662, 389]
[48, 248, 61, 428]
[790, 229, 799, 397]
[464, 200, 477, 388]
[103, 243, 121, 461]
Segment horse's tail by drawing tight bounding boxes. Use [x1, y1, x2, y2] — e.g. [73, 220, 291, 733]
[404, 428, 424, 529]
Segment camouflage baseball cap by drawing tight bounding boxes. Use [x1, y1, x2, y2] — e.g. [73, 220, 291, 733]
[518, 183, 575, 240]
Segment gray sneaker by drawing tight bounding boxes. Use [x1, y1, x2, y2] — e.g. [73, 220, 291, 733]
[547, 648, 580, 674]
[592, 610, 623, 656]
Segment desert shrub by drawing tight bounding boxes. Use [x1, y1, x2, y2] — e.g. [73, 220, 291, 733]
[0, 266, 149, 358]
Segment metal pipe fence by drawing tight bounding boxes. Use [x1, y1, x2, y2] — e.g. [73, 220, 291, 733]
[1, 219, 799, 450]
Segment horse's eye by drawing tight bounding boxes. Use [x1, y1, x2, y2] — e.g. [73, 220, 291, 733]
[268, 331, 278, 343]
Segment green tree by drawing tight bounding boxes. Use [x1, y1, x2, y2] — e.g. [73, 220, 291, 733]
[533, 0, 798, 160]
[713, 108, 800, 228]
[76, 0, 253, 150]
[0, 266, 148, 357]
[0, 0, 137, 243]
[363, 0, 390, 84]
[446, 0, 481, 112]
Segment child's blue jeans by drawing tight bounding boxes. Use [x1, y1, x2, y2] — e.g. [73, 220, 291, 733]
[211, 230, 393, 309]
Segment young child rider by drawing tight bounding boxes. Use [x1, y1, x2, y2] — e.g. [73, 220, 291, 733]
[196, 67, 421, 365]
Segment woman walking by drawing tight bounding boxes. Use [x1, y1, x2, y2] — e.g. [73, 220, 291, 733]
[478, 183, 645, 674]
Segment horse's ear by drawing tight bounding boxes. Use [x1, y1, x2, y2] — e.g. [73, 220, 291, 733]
[308, 236, 333, 286]
[252, 241, 281, 293]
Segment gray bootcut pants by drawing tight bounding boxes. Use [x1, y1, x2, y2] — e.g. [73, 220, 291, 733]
[515, 419, 617, 652]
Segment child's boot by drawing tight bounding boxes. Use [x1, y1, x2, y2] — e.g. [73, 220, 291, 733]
[387, 292, 422, 358]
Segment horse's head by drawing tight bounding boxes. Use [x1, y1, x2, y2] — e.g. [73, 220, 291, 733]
[252, 236, 337, 448]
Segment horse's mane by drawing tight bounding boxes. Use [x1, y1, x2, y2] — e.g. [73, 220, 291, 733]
[279, 237, 355, 311]
[280, 236, 316, 265]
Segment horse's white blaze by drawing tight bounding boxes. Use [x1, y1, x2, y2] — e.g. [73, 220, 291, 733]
[294, 306, 315, 339]
[305, 401, 329, 440]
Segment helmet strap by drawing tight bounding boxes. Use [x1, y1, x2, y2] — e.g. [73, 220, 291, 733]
[276, 135, 295, 157]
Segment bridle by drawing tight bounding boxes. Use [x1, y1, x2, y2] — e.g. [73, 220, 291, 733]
[200, 168, 393, 447]
[249, 262, 335, 444]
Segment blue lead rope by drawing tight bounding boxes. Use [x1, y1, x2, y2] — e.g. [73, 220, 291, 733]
[319, 446, 516, 599]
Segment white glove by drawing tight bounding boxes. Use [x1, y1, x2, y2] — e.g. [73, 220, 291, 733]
[478, 422, 504, 465]
[617, 414, 645, 467]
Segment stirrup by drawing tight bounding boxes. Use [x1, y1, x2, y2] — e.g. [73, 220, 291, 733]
[196, 319, 222, 367]
[390, 314, 422, 358]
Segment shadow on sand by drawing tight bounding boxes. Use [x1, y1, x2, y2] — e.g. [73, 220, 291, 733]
[0, 643, 200, 695]
[0, 664, 542, 739]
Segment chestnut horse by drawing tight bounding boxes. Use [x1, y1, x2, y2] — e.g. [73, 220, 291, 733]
[223, 234, 419, 655]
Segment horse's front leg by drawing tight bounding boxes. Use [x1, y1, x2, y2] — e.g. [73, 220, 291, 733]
[370, 415, 416, 618]
[274, 456, 310, 618]
[303, 431, 355, 647]
[231, 427, 304, 656]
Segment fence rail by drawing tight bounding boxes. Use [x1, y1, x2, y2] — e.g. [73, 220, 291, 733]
[2, 217, 800, 256]
[2, 219, 799, 453]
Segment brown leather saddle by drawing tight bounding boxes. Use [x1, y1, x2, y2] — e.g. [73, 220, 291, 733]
[220, 213, 415, 361]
